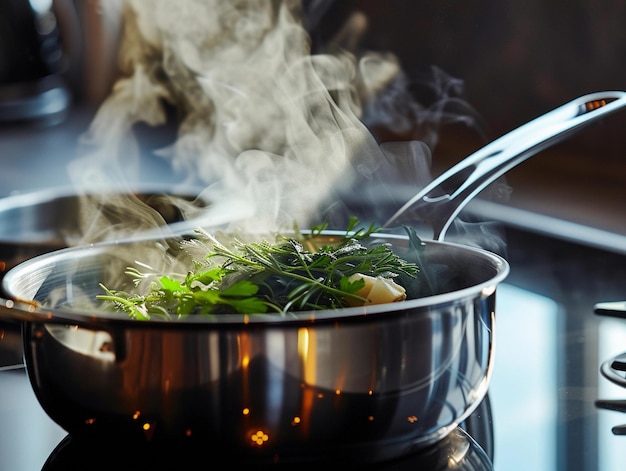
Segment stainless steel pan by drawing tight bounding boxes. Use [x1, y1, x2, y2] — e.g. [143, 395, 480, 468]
[1, 231, 508, 464]
[0, 184, 210, 280]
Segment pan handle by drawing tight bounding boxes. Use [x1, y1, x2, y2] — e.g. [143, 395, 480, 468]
[384, 91, 626, 240]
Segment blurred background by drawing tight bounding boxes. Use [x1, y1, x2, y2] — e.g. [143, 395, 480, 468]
[1, 0, 625, 237]
[315, 1, 626, 237]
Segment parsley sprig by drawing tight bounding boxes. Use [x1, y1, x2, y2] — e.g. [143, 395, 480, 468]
[97, 218, 420, 319]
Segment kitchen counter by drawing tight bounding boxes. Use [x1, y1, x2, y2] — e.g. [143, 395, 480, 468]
[0, 107, 183, 197]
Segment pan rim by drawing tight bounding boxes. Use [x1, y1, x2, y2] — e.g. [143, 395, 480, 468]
[1, 231, 509, 328]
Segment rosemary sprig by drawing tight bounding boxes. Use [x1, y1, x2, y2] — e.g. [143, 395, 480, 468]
[97, 218, 420, 319]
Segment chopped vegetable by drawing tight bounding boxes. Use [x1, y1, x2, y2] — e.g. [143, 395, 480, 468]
[97, 218, 421, 319]
[344, 273, 407, 307]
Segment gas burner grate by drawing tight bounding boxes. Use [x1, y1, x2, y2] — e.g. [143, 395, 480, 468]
[595, 353, 626, 436]
[594, 301, 626, 319]
[594, 303, 626, 435]
[599, 352, 626, 389]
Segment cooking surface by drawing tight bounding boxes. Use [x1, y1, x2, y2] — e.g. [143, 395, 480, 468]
[0, 373, 492, 470]
[2, 225, 626, 469]
[2, 109, 626, 469]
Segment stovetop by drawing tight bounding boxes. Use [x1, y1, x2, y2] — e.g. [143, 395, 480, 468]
[2, 226, 626, 470]
[0, 365, 495, 471]
[2, 109, 626, 470]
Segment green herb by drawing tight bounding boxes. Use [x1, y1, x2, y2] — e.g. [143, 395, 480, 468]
[97, 218, 420, 319]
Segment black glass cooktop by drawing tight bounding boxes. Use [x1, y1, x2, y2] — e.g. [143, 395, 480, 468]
[0, 365, 496, 470]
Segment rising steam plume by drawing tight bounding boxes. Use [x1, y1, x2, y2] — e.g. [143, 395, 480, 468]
[68, 0, 478, 242]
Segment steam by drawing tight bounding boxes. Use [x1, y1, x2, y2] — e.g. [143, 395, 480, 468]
[68, 0, 479, 243]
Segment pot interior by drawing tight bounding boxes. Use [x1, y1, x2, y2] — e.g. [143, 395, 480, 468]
[1, 232, 509, 326]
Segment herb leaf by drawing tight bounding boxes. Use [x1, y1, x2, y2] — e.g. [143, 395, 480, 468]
[97, 221, 420, 319]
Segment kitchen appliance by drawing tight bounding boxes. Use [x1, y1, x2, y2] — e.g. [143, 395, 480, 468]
[0, 0, 77, 124]
[39, 399, 495, 470]
[3, 224, 626, 469]
[0, 361, 495, 469]
[594, 305, 626, 436]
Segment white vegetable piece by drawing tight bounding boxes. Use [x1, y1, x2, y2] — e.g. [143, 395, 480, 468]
[346, 273, 407, 306]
